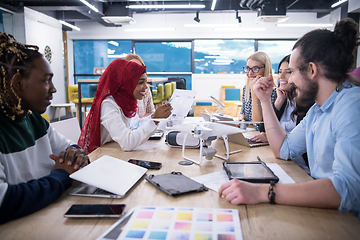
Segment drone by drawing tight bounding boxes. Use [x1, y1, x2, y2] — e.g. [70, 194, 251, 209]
[201, 96, 263, 129]
[167, 121, 246, 165]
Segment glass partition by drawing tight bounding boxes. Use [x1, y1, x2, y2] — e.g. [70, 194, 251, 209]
[194, 40, 255, 74]
[73, 40, 132, 97]
[257, 40, 297, 72]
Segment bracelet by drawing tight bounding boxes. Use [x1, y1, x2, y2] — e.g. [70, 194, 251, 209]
[254, 104, 261, 106]
[268, 181, 276, 204]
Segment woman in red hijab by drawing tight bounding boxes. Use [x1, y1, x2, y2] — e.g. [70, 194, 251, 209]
[78, 58, 172, 154]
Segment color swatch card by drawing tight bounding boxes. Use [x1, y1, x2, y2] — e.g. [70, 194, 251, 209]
[117, 206, 243, 240]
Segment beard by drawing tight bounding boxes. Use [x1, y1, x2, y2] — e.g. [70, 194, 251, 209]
[294, 74, 318, 109]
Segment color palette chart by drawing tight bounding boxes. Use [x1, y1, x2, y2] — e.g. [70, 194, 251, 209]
[117, 206, 243, 240]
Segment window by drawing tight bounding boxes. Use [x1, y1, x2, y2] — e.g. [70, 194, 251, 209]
[257, 40, 296, 73]
[73, 40, 132, 97]
[194, 40, 255, 74]
[135, 42, 191, 72]
[0, 10, 14, 35]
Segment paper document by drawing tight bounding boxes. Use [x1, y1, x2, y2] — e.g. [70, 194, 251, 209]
[191, 163, 295, 192]
[158, 89, 197, 131]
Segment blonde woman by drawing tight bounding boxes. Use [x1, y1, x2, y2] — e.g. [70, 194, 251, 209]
[240, 51, 276, 131]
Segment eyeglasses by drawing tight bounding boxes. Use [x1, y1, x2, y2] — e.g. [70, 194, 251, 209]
[243, 66, 264, 73]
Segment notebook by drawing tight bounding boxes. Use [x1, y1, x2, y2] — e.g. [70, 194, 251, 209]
[69, 155, 148, 198]
[228, 132, 269, 147]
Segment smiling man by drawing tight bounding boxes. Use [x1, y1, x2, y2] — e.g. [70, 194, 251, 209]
[218, 18, 360, 218]
[0, 32, 89, 224]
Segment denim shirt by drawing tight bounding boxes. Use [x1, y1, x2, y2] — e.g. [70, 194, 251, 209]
[280, 81, 360, 218]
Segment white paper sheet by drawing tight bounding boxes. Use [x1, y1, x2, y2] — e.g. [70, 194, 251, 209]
[157, 89, 197, 131]
[191, 163, 295, 192]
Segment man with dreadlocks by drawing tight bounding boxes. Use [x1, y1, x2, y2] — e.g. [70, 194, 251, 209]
[0, 32, 89, 224]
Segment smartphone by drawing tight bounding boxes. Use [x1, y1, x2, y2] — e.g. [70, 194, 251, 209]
[64, 204, 126, 218]
[149, 132, 164, 140]
[128, 159, 162, 170]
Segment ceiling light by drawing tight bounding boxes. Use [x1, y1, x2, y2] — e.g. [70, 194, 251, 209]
[124, 28, 176, 32]
[277, 23, 333, 27]
[59, 20, 80, 31]
[127, 4, 205, 9]
[102, 16, 136, 25]
[211, 0, 217, 11]
[80, 0, 99, 13]
[331, 0, 347, 8]
[194, 12, 200, 23]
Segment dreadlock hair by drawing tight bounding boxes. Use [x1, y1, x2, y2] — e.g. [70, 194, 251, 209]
[0, 32, 42, 120]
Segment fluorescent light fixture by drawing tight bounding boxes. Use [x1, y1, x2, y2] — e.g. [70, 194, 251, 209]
[127, 4, 205, 9]
[331, 0, 347, 8]
[211, 0, 217, 11]
[184, 24, 240, 28]
[214, 28, 266, 31]
[277, 23, 333, 27]
[80, 0, 99, 13]
[59, 20, 80, 31]
[124, 28, 175, 32]
[108, 41, 119, 47]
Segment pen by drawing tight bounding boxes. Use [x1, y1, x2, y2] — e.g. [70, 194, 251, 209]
[257, 156, 262, 162]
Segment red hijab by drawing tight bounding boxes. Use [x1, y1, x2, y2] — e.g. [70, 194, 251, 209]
[78, 58, 146, 154]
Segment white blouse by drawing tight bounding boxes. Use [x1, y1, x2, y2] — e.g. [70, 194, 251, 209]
[100, 96, 157, 151]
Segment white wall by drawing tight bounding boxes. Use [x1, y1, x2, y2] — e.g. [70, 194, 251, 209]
[24, 7, 68, 118]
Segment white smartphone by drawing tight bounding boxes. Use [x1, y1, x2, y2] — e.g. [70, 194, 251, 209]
[64, 204, 126, 218]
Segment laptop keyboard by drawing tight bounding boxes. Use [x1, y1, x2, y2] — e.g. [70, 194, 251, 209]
[247, 139, 269, 147]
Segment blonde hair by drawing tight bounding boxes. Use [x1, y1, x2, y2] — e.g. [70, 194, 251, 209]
[244, 51, 273, 101]
[124, 54, 145, 66]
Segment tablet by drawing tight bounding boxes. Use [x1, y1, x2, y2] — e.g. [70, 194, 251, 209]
[223, 161, 279, 183]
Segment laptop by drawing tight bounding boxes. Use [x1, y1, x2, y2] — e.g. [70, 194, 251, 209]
[69, 155, 148, 198]
[228, 132, 269, 148]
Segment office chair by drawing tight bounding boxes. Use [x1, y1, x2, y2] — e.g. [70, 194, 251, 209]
[171, 81, 176, 95]
[68, 84, 94, 123]
[164, 83, 173, 101]
[153, 84, 164, 105]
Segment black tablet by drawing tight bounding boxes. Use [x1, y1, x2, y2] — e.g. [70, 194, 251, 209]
[223, 161, 279, 183]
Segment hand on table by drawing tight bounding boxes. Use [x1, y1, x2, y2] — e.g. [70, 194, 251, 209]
[218, 179, 266, 205]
